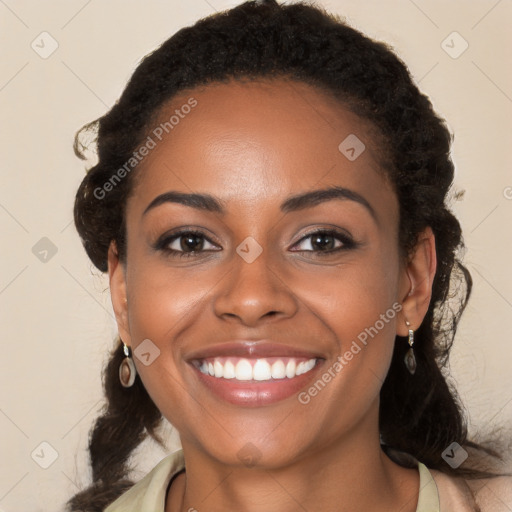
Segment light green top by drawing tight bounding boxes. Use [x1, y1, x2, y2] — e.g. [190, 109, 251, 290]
[105, 449, 443, 512]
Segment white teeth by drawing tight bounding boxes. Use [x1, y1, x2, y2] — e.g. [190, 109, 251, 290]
[235, 359, 253, 381]
[271, 360, 286, 379]
[223, 360, 236, 379]
[295, 360, 316, 375]
[295, 361, 306, 376]
[197, 357, 316, 381]
[304, 359, 316, 372]
[285, 360, 296, 378]
[253, 359, 272, 381]
[214, 360, 223, 378]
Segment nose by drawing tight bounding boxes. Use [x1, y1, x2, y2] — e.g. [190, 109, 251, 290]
[213, 246, 298, 327]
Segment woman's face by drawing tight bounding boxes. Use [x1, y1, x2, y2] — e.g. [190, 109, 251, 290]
[110, 78, 419, 468]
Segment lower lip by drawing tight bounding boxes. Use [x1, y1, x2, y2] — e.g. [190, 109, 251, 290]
[191, 362, 323, 407]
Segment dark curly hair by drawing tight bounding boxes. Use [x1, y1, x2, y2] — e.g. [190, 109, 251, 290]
[67, 1, 502, 510]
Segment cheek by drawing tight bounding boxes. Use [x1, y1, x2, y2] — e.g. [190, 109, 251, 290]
[126, 236, 401, 360]
[123, 268, 207, 428]
[122, 259, 216, 395]
[300, 246, 401, 389]
[299, 243, 401, 341]
[123, 232, 402, 430]
[126, 258, 216, 340]
[290, 260, 401, 438]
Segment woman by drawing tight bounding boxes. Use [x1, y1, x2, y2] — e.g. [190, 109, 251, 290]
[67, 1, 509, 510]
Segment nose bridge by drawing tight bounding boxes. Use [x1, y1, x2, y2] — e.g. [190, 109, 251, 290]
[213, 238, 297, 325]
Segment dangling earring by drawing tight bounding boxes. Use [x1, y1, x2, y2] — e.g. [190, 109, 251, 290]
[404, 320, 417, 375]
[119, 341, 137, 388]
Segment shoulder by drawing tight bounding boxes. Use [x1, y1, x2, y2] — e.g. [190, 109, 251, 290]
[429, 468, 512, 512]
[467, 474, 512, 512]
[429, 468, 478, 511]
[386, 447, 512, 512]
[105, 449, 185, 512]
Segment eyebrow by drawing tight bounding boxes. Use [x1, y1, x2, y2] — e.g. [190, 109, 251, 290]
[143, 186, 377, 222]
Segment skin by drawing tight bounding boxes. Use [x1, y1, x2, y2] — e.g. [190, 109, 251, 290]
[108, 78, 437, 512]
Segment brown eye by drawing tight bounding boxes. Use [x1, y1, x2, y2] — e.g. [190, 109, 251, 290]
[292, 229, 355, 254]
[179, 233, 206, 252]
[155, 229, 221, 259]
[310, 233, 337, 251]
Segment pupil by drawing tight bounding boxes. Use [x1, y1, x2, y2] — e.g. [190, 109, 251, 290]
[313, 234, 334, 250]
[181, 234, 202, 251]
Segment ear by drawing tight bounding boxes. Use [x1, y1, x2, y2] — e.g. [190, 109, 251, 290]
[108, 241, 131, 346]
[397, 227, 437, 336]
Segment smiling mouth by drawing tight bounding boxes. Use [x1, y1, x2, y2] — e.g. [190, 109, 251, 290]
[187, 341, 324, 406]
[192, 356, 318, 381]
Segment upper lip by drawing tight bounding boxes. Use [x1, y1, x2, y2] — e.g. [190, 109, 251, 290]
[186, 341, 324, 361]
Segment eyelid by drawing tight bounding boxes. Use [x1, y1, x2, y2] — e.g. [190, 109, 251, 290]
[154, 228, 221, 252]
[292, 234, 342, 252]
[289, 227, 355, 249]
[168, 233, 218, 252]
[154, 226, 358, 259]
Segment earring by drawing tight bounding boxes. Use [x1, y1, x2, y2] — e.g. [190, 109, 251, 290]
[404, 320, 417, 375]
[119, 342, 137, 388]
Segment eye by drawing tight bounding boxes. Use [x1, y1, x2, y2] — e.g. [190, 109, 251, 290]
[291, 229, 357, 255]
[156, 230, 220, 258]
[154, 228, 357, 260]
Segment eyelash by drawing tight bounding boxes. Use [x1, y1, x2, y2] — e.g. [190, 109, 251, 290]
[155, 228, 358, 260]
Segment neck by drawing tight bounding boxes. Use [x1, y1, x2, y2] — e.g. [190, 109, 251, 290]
[167, 420, 419, 512]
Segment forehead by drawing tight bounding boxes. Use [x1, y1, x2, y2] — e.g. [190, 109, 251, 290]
[129, 78, 395, 218]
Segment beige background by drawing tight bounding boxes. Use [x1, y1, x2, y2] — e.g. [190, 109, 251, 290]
[0, 0, 511, 510]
